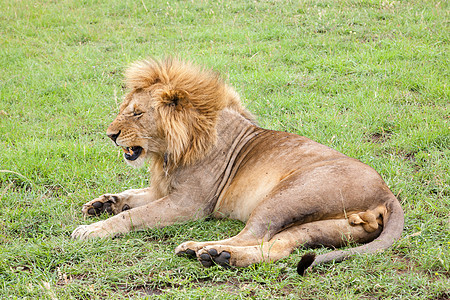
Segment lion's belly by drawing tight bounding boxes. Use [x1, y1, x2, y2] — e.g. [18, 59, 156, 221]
[213, 165, 283, 222]
[214, 171, 280, 222]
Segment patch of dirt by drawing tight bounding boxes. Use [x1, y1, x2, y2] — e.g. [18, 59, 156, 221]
[43, 184, 68, 196]
[139, 287, 164, 296]
[368, 132, 392, 144]
[391, 254, 417, 274]
[403, 152, 416, 162]
[117, 283, 174, 297]
[115, 273, 298, 297]
[436, 292, 449, 300]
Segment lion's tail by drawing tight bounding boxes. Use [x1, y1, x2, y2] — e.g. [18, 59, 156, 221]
[297, 196, 404, 275]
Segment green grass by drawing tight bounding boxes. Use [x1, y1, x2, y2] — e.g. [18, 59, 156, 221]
[1, 0, 448, 298]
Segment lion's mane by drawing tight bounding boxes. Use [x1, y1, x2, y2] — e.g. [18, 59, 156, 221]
[123, 58, 253, 195]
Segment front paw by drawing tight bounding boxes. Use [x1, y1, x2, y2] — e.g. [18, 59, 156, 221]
[71, 221, 113, 240]
[175, 241, 203, 259]
[82, 194, 130, 216]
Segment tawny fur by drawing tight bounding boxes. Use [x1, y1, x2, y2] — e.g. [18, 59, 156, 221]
[72, 58, 404, 274]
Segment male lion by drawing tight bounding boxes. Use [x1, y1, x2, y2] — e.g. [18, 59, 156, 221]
[72, 58, 404, 274]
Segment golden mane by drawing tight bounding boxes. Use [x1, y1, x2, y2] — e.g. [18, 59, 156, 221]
[123, 58, 252, 171]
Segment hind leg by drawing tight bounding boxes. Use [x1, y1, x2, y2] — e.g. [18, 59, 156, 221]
[176, 175, 343, 254]
[177, 215, 382, 268]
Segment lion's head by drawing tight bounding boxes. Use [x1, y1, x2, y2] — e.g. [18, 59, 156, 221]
[106, 58, 253, 170]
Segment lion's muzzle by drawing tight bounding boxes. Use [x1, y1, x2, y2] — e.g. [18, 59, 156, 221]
[107, 130, 121, 144]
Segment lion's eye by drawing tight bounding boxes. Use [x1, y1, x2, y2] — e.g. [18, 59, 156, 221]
[133, 111, 143, 117]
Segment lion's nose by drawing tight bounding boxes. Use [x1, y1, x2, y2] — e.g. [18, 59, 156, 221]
[107, 130, 121, 143]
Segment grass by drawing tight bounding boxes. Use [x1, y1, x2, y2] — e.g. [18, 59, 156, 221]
[0, 0, 448, 298]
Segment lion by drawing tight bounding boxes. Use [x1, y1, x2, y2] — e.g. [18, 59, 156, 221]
[71, 58, 404, 274]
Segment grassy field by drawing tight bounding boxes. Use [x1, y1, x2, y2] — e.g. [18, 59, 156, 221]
[0, 0, 448, 298]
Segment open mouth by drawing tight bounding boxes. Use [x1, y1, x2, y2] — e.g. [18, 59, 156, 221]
[121, 146, 143, 161]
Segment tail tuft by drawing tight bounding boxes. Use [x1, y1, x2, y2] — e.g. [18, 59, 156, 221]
[296, 195, 404, 275]
[297, 253, 316, 276]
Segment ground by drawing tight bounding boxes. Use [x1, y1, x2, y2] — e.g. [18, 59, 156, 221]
[0, 0, 448, 299]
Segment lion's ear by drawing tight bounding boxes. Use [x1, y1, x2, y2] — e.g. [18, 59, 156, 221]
[160, 89, 189, 108]
[157, 88, 197, 167]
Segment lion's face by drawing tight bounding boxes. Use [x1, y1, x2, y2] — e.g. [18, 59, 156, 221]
[106, 58, 246, 169]
[106, 91, 165, 167]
